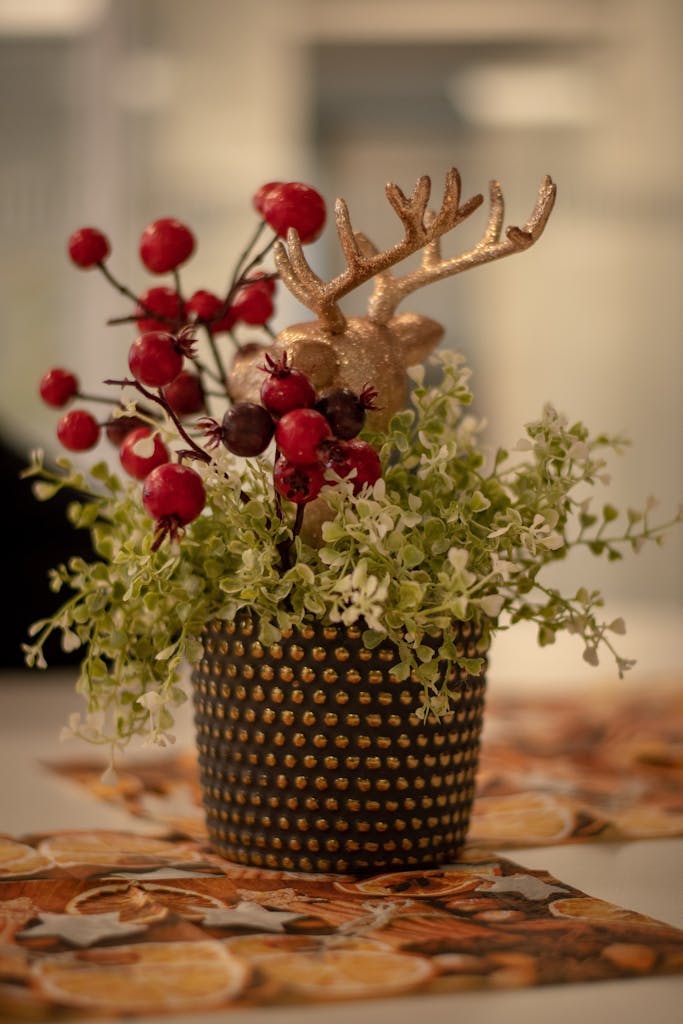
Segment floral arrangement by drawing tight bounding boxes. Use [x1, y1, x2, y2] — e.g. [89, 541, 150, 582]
[22, 169, 682, 763]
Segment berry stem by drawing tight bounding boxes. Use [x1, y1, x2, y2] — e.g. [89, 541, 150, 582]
[104, 377, 211, 463]
[105, 312, 182, 330]
[173, 268, 184, 302]
[292, 502, 305, 539]
[227, 219, 266, 293]
[224, 220, 278, 308]
[201, 323, 230, 397]
[275, 505, 305, 573]
[76, 390, 127, 406]
[97, 263, 182, 331]
[97, 262, 150, 315]
[106, 314, 142, 326]
[188, 356, 223, 387]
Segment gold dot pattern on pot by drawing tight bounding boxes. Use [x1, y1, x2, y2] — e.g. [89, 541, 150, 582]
[193, 614, 487, 874]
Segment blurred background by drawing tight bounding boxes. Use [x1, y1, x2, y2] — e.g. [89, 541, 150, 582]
[1, 0, 681, 667]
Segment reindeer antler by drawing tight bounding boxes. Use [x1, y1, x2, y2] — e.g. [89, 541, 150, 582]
[274, 168, 556, 332]
[274, 167, 484, 333]
[368, 173, 557, 324]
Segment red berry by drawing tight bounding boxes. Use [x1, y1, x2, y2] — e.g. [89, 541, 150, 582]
[274, 408, 332, 466]
[39, 368, 78, 408]
[232, 280, 274, 325]
[252, 181, 282, 215]
[139, 217, 195, 274]
[68, 227, 110, 268]
[162, 370, 205, 417]
[119, 427, 169, 480]
[220, 403, 274, 457]
[273, 458, 326, 504]
[56, 409, 100, 451]
[261, 182, 326, 243]
[186, 289, 224, 323]
[128, 331, 183, 388]
[322, 438, 382, 494]
[260, 354, 316, 417]
[142, 462, 206, 526]
[135, 287, 186, 332]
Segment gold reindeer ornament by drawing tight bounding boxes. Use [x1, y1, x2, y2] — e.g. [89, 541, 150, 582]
[228, 167, 557, 432]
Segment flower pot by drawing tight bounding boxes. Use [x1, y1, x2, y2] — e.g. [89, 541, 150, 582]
[191, 614, 487, 874]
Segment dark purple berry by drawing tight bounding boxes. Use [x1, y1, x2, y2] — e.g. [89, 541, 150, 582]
[315, 387, 368, 439]
[221, 403, 274, 457]
[105, 411, 149, 447]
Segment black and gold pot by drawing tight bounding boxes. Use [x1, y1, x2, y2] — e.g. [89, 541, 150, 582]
[191, 614, 487, 874]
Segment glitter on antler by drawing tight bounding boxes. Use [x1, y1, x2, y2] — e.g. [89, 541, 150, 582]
[273, 168, 556, 332]
[367, 172, 557, 325]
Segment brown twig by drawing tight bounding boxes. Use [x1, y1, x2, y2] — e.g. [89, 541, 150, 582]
[104, 377, 211, 463]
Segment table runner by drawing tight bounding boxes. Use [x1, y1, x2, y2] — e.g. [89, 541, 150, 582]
[46, 683, 683, 848]
[2, 681, 681, 1017]
[1, 831, 682, 1017]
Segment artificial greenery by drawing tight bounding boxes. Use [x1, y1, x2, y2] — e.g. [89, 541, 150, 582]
[23, 348, 682, 763]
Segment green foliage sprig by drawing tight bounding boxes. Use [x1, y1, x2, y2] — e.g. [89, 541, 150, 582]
[23, 349, 682, 759]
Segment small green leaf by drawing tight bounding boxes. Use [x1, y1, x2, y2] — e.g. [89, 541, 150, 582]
[184, 637, 204, 663]
[390, 661, 411, 681]
[470, 490, 492, 512]
[32, 481, 62, 501]
[402, 544, 424, 568]
[362, 629, 385, 649]
[458, 657, 484, 675]
[416, 645, 434, 663]
[538, 625, 556, 646]
[155, 644, 179, 661]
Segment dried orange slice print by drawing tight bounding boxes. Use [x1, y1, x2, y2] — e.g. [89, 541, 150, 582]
[66, 883, 166, 925]
[37, 831, 202, 869]
[256, 948, 434, 1000]
[549, 897, 663, 927]
[32, 940, 248, 1013]
[67, 882, 227, 924]
[0, 838, 51, 878]
[335, 870, 479, 898]
[469, 792, 575, 845]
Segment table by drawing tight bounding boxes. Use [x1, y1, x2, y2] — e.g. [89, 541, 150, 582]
[1, 602, 682, 1023]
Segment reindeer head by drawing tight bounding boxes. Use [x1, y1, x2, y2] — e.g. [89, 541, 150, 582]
[227, 168, 557, 430]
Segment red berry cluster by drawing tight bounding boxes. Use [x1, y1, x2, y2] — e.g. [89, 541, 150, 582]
[203, 354, 382, 506]
[39, 179, 337, 549]
[131, 273, 277, 338]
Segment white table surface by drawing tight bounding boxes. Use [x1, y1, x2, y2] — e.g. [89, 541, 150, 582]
[1, 601, 682, 1024]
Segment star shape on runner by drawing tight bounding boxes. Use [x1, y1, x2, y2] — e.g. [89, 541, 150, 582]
[199, 900, 309, 932]
[475, 873, 569, 901]
[17, 911, 148, 947]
